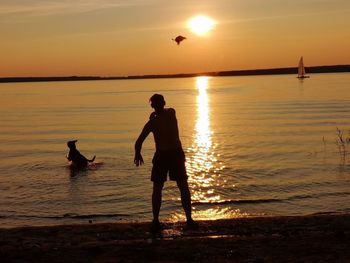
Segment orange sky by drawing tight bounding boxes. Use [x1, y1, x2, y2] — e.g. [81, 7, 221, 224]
[1, 0, 350, 77]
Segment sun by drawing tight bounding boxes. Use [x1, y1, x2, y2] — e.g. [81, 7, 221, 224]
[188, 15, 216, 36]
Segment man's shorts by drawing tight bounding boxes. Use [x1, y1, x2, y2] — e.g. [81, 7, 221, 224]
[151, 149, 187, 183]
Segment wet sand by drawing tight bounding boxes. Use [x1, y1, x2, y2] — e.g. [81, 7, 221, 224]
[1, 213, 349, 262]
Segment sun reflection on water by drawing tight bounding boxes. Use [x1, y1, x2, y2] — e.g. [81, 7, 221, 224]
[187, 77, 221, 202]
[182, 76, 237, 220]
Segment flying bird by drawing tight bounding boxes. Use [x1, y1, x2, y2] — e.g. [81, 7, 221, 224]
[172, 35, 186, 45]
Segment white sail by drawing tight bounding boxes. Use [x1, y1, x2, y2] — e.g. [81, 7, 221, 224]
[297, 56, 309, 78]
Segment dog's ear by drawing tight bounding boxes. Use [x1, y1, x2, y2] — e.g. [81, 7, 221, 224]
[67, 140, 78, 148]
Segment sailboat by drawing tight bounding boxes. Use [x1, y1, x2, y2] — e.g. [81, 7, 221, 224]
[297, 56, 310, 79]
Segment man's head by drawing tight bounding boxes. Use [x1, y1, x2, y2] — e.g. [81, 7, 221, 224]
[149, 94, 165, 111]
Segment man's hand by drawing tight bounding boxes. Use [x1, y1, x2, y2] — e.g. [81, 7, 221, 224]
[134, 152, 144, 166]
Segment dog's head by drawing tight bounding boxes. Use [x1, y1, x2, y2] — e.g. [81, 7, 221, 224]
[67, 140, 78, 149]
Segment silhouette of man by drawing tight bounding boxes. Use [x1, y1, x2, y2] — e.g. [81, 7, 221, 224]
[134, 94, 196, 230]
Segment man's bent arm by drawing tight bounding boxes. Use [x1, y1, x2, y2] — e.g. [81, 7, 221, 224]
[134, 122, 152, 166]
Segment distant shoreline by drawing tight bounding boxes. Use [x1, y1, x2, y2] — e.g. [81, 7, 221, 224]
[1, 64, 350, 83]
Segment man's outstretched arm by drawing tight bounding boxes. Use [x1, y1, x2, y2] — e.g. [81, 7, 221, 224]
[134, 122, 151, 166]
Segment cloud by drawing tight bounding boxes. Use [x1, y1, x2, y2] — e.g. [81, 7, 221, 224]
[222, 8, 350, 25]
[0, 0, 153, 16]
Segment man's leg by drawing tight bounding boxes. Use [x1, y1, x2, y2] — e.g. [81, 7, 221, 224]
[152, 181, 164, 222]
[176, 180, 193, 221]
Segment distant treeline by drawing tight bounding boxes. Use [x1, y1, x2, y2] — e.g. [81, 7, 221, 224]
[0, 76, 103, 83]
[1, 65, 350, 83]
[214, 65, 350, 77]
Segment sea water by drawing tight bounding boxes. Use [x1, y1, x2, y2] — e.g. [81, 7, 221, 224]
[0, 73, 350, 227]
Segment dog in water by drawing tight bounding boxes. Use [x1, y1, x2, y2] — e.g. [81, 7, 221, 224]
[66, 140, 96, 169]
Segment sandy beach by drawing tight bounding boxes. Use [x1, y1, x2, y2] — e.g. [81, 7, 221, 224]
[1, 213, 349, 262]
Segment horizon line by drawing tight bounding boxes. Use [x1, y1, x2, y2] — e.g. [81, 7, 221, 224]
[1, 64, 350, 83]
